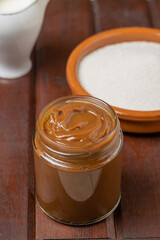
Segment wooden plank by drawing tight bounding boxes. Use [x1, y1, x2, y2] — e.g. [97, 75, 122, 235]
[37, 238, 160, 240]
[116, 133, 160, 239]
[0, 71, 35, 239]
[96, 0, 160, 239]
[147, 0, 160, 28]
[40, 238, 160, 240]
[97, 0, 151, 31]
[35, 0, 113, 239]
[35, 0, 94, 114]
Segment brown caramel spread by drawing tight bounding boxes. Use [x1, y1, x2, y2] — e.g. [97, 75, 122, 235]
[42, 102, 114, 147]
[34, 97, 122, 225]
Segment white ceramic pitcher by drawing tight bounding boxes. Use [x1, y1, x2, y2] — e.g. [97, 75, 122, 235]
[0, 0, 50, 79]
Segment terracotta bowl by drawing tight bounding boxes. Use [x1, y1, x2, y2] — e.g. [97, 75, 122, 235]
[66, 27, 160, 133]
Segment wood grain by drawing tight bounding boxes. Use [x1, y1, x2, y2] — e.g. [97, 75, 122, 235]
[35, 0, 94, 116]
[0, 71, 35, 239]
[116, 133, 160, 239]
[97, 0, 151, 31]
[147, 0, 160, 28]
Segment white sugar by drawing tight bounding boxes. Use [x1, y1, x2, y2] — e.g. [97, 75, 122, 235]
[78, 41, 160, 111]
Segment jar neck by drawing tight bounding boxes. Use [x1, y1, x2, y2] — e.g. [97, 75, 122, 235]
[33, 95, 123, 170]
[34, 118, 122, 171]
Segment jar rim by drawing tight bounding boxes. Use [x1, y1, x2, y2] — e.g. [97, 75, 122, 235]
[33, 129, 123, 171]
[37, 95, 118, 152]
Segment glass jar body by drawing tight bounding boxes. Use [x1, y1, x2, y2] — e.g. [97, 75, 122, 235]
[34, 146, 122, 225]
[33, 96, 123, 225]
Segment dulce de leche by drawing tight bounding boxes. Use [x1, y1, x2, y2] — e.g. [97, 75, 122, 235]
[33, 96, 123, 225]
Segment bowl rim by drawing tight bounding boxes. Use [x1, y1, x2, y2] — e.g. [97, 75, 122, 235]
[66, 27, 160, 122]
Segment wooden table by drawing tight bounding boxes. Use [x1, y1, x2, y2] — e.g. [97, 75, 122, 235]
[1, 0, 160, 239]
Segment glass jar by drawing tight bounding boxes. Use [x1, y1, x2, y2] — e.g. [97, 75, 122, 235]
[33, 96, 123, 226]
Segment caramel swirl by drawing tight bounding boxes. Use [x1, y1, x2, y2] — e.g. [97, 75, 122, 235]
[43, 102, 114, 147]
